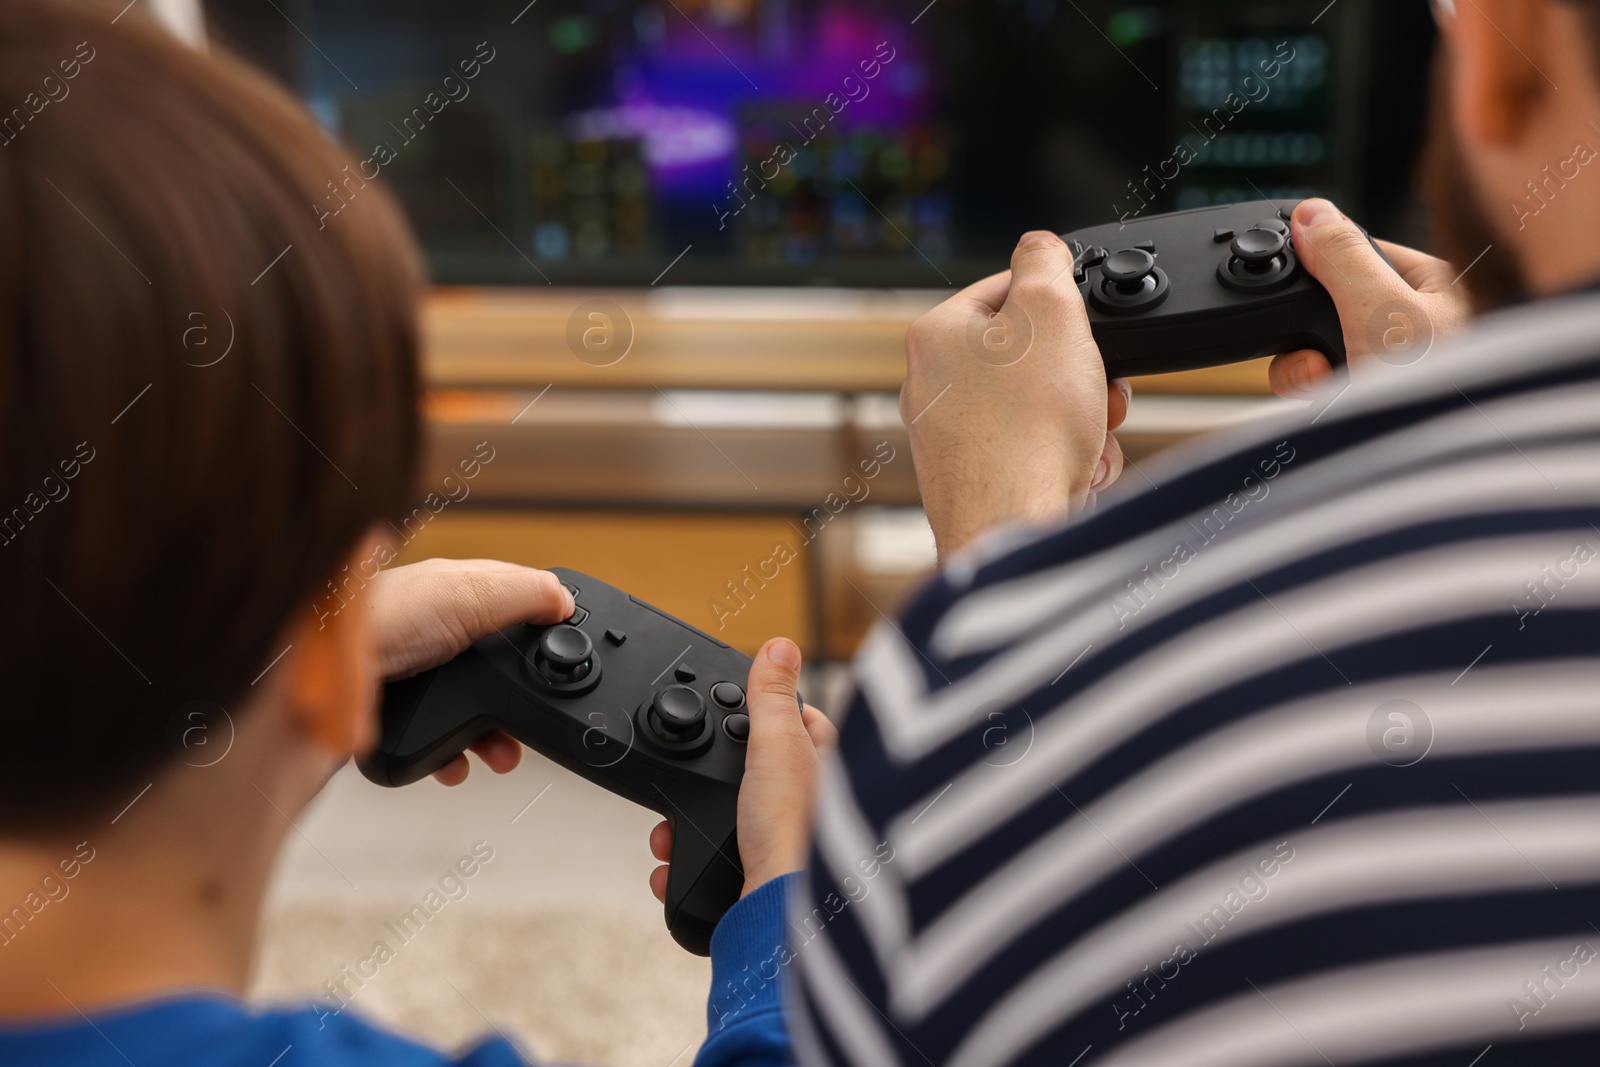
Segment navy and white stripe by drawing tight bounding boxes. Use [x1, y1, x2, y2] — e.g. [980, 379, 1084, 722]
[791, 292, 1600, 1067]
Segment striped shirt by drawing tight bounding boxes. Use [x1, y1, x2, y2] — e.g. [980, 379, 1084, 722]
[790, 290, 1600, 1067]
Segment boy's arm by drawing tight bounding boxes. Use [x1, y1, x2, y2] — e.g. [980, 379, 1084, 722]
[695, 873, 799, 1067]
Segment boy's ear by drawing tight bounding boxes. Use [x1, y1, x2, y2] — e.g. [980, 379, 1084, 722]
[1448, 0, 1549, 147]
[282, 542, 382, 759]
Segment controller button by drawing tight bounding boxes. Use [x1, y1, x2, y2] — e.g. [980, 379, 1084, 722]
[675, 664, 698, 683]
[605, 628, 627, 646]
[1081, 247, 1107, 269]
[561, 582, 580, 598]
[1213, 228, 1235, 243]
[1134, 239, 1155, 252]
[566, 606, 589, 626]
[711, 682, 746, 710]
[722, 713, 751, 743]
[650, 685, 707, 739]
[540, 624, 593, 668]
[1102, 248, 1157, 289]
[1256, 217, 1291, 238]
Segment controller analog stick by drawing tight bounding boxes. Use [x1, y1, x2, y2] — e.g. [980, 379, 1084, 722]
[650, 685, 706, 740]
[1219, 226, 1299, 293]
[1230, 228, 1287, 271]
[1102, 248, 1157, 289]
[535, 624, 594, 684]
[1090, 247, 1169, 315]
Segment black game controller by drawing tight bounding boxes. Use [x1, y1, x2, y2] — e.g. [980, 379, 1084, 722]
[360, 568, 787, 956]
[1063, 199, 1388, 378]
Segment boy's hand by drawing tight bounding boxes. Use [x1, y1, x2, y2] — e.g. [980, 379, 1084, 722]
[1268, 198, 1473, 396]
[367, 558, 574, 786]
[649, 637, 838, 902]
[901, 230, 1130, 561]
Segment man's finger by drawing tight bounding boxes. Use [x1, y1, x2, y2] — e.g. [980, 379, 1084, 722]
[1006, 230, 1076, 299]
[1267, 349, 1336, 398]
[950, 268, 1013, 315]
[1090, 430, 1123, 493]
[1291, 199, 1407, 303]
[1373, 238, 1458, 294]
[1107, 378, 1132, 433]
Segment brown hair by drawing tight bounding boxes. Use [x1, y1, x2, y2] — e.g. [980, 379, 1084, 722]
[0, 0, 423, 830]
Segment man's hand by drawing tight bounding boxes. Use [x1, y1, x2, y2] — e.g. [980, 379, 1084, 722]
[367, 558, 574, 785]
[900, 230, 1130, 561]
[1268, 198, 1474, 396]
[648, 638, 838, 901]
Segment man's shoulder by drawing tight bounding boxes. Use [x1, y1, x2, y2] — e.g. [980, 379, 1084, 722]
[907, 289, 1600, 654]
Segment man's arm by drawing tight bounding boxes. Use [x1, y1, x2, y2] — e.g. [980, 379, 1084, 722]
[899, 231, 1130, 561]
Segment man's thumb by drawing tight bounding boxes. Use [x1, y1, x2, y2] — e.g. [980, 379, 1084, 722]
[1291, 198, 1402, 305]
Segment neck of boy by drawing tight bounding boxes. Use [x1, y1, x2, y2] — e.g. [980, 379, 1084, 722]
[0, 690, 332, 1022]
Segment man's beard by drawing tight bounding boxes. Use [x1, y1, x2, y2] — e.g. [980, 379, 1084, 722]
[1419, 53, 1530, 310]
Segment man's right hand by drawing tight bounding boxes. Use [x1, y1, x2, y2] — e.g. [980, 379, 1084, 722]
[1268, 198, 1474, 397]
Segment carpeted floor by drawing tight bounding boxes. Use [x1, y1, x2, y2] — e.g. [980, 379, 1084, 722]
[247, 760, 720, 1067]
[252, 902, 710, 1067]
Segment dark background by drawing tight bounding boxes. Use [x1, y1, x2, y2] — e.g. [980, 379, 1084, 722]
[205, 0, 1438, 287]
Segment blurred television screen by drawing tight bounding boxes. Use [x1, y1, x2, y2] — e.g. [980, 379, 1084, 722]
[206, 0, 1436, 286]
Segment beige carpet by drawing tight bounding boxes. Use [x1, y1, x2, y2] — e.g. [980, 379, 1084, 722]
[252, 902, 711, 1067]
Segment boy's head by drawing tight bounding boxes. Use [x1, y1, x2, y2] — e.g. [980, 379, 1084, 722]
[0, 0, 423, 833]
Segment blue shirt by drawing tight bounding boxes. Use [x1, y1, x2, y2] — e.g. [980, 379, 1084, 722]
[0, 875, 795, 1067]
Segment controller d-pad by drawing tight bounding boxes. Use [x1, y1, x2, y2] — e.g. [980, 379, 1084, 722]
[1090, 247, 1170, 316]
[1219, 226, 1300, 294]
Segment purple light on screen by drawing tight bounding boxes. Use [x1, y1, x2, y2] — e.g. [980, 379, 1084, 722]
[566, 103, 737, 169]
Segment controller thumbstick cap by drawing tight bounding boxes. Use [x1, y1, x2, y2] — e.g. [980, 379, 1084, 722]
[540, 624, 593, 668]
[1102, 248, 1157, 285]
[652, 685, 706, 733]
[1231, 227, 1286, 264]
